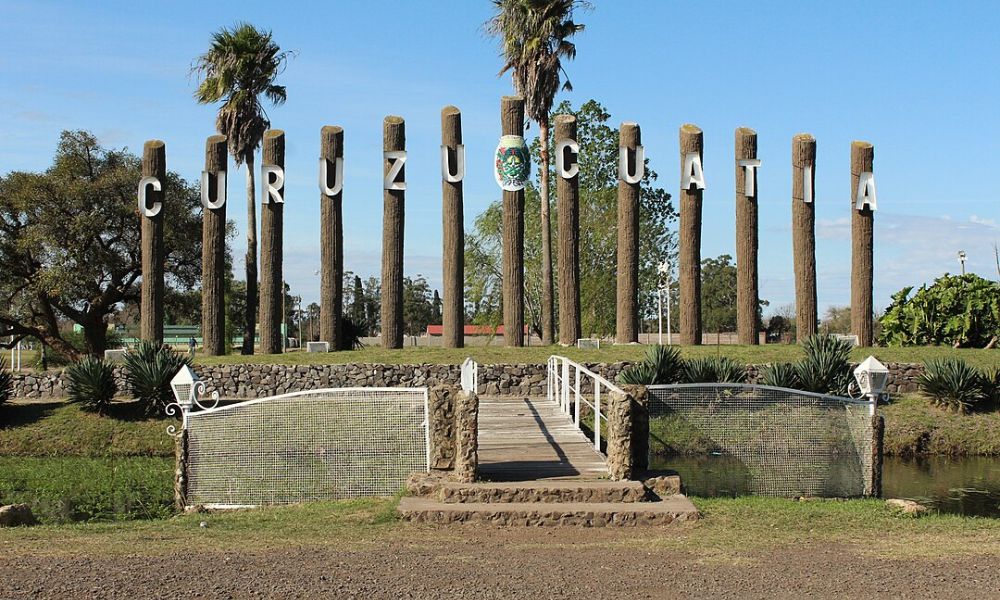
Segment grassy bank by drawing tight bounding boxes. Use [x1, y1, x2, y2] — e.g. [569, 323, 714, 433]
[1, 496, 997, 560]
[882, 394, 1000, 456]
[184, 344, 998, 368]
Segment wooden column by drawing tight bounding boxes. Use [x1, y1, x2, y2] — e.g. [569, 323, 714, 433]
[556, 114, 581, 345]
[320, 125, 344, 350]
[441, 106, 465, 349]
[792, 134, 818, 341]
[735, 127, 759, 345]
[381, 116, 405, 349]
[201, 135, 227, 356]
[259, 129, 284, 354]
[140, 140, 165, 344]
[851, 141, 875, 346]
[679, 124, 704, 345]
[616, 122, 641, 344]
[501, 96, 525, 347]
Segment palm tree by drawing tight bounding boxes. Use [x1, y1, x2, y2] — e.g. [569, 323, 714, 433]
[192, 23, 292, 355]
[487, 0, 587, 346]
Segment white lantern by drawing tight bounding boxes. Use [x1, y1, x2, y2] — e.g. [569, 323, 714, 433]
[853, 356, 889, 407]
[170, 365, 199, 410]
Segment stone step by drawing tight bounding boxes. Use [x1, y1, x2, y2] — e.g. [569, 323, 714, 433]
[437, 480, 649, 504]
[398, 495, 699, 527]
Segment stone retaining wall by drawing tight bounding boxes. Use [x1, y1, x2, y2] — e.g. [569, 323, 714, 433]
[9, 361, 925, 399]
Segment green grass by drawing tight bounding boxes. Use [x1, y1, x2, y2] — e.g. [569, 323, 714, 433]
[0, 496, 996, 560]
[0, 456, 174, 523]
[0, 401, 174, 457]
[189, 344, 998, 370]
[882, 393, 1000, 456]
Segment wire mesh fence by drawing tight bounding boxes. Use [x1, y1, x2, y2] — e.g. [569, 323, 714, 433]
[185, 388, 429, 506]
[647, 384, 874, 497]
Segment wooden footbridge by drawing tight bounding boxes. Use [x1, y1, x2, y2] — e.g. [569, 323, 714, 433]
[399, 356, 699, 526]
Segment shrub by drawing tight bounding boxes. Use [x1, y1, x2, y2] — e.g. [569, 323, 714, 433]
[66, 356, 118, 413]
[683, 356, 746, 384]
[879, 274, 1000, 347]
[795, 334, 852, 395]
[617, 345, 685, 385]
[124, 341, 191, 416]
[918, 358, 986, 413]
[758, 362, 801, 389]
[337, 316, 367, 351]
[0, 355, 12, 408]
[981, 368, 1000, 409]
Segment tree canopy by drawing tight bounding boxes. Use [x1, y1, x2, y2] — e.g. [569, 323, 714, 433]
[0, 130, 203, 357]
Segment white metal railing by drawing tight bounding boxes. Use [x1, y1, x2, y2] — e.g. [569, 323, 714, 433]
[547, 355, 624, 454]
[460, 357, 478, 394]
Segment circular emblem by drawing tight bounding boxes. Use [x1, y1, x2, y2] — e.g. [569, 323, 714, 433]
[494, 135, 530, 191]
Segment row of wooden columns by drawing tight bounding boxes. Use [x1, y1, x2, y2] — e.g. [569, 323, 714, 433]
[137, 98, 877, 353]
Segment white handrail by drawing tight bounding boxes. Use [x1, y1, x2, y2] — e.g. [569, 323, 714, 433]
[547, 355, 624, 454]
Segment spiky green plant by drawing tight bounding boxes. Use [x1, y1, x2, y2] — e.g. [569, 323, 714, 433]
[66, 356, 118, 413]
[919, 358, 986, 413]
[758, 362, 801, 389]
[124, 341, 192, 416]
[981, 368, 1000, 409]
[0, 355, 12, 407]
[682, 356, 747, 384]
[617, 345, 685, 385]
[795, 334, 852, 395]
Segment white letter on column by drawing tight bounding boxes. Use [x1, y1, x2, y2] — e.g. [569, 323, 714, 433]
[556, 139, 580, 179]
[319, 157, 344, 196]
[384, 150, 407, 190]
[855, 171, 877, 211]
[440, 145, 465, 183]
[619, 144, 644, 184]
[261, 165, 284, 204]
[137, 176, 162, 217]
[200, 170, 227, 209]
[682, 152, 706, 190]
[803, 164, 814, 203]
[737, 159, 761, 197]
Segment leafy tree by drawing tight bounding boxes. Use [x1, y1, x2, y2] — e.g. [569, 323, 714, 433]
[487, 0, 588, 345]
[822, 305, 852, 335]
[879, 274, 1000, 348]
[432, 290, 442, 325]
[193, 22, 293, 355]
[0, 131, 202, 357]
[701, 255, 738, 335]
[465, 99, 676, 337]
[402, 275, 436, 336]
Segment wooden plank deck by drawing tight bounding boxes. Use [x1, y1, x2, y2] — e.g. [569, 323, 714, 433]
[478, 396, 609, 481]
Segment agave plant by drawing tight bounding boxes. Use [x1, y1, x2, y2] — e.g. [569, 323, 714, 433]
[682, 356, 746, 384]
[617, 345, 685, 385]
[0, 355, 12, 407]
[795, 334, 852, 395]
[758, 362, 801, 389]
[66, 356, 118, 413]
[919, 358, 986, 413]
[124, 341, 192, 416]
[981, 368, 1000, 409]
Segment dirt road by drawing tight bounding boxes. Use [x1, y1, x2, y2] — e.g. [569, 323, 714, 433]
[4, 526, 999, 599]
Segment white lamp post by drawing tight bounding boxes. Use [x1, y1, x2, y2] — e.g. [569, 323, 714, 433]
[958, 250, 967, 275]
[657, 260, 672, 346]
[853, 355, 889, 416]
[167, 365, 220, 436]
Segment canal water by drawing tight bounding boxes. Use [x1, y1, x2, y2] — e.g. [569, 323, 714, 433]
[651, 454, 1000, 518]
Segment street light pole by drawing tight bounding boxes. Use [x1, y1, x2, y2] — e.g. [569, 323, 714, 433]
[958, 250, 967, 275]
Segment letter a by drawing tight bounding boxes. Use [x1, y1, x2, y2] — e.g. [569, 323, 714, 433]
[682, 152, 706, 190]
[855, 171, 877, 211]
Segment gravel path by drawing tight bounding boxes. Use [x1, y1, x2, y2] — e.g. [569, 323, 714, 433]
[4, 527, 999, 599]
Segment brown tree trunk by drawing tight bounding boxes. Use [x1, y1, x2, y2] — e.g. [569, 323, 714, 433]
[382, 116, 405, 349]
[851, 141, 875, 347]
[320, 125, 344, 350]
[140, 140, 165, 345]
[555, 114, 580, 345]
[792, 134, 818, 341]
[501, 96, 525, 347]
[735, 127, 759, 345]
[539, 117, 554, 346]
[441, 107, 464, 349]
[201, 135, 227, 356]
[241, 155, 258, 355]
[616, 122, 641, 344]
[259, 129, 284, 354]
[679, 124, 704, 345]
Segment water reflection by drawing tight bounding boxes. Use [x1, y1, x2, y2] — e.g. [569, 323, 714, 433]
[651, 454, 1000, 518]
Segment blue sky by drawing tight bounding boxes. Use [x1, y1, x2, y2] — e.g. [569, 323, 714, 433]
[1, 0, 997, 316]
